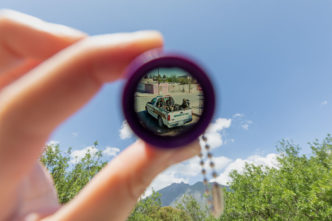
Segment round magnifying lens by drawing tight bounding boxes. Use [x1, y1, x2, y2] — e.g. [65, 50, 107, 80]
[122, 50, 215, 148]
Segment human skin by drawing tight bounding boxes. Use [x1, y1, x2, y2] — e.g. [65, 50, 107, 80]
[0, 10, 200, 221]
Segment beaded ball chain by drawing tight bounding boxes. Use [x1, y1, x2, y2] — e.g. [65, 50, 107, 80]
[199, 134, 225, 217]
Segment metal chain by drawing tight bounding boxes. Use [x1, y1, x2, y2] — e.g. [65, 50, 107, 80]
[200, 134, 225, 217]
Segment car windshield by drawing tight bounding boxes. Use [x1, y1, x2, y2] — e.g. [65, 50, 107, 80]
[150, 98, 157, 105]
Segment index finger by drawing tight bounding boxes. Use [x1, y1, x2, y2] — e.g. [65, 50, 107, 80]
[0, 9, 85, 63]
[0, 10, 86, 87]
[0, 31, 163, 204]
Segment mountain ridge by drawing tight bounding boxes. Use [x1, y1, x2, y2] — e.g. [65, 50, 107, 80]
[157, 181, 228, 207]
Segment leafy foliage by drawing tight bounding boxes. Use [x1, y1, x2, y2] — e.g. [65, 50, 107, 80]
[128, 191, 163, 221]
[41, 136, 332, 220]
[129, 192, 207, 221]
[175, 195, 209, 221]
[220, 135, 332, 221]
[40, 141, 106, 204]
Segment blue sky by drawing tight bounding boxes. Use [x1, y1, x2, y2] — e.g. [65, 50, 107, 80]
[3, 0, 332, 190]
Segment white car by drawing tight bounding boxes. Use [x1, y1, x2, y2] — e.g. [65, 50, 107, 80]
[145, 95, 192, 128]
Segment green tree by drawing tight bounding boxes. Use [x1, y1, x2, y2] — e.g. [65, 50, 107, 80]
[41, 136, 332, 220]
[157, 206, 192, 221]
[175, 195, 211, 221]
[128, 191, 193, 221]
[128, 191, 162, 221]
[220, 135, 332, 221]
[40, 141, 106, 204]
[167, 76, 177, 83]
[178, 78, 188, 85]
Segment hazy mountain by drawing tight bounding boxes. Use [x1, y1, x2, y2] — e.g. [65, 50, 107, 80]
[157, 182, 228, 207]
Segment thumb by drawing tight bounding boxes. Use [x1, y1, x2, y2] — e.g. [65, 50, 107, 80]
[46, 140, 200, 221]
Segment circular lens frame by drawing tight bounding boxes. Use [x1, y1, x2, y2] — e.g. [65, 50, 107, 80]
[122, 50, 215, 148]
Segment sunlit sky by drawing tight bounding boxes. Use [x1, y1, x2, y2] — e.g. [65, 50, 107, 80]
[3, 0, 332, 190]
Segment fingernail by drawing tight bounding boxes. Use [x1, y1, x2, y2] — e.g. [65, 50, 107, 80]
[130, 30, 164, 47]
[132, 30, 163, 38]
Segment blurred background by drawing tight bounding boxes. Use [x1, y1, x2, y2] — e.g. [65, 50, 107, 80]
[2, 0, 332, 191]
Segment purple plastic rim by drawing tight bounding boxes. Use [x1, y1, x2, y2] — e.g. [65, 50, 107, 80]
[122, 50, 216, 148]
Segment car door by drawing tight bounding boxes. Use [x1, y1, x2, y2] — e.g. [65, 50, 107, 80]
[147, 98, 158, 118]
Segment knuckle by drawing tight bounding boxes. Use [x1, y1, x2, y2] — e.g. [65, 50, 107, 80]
[69, 37, 99, 59]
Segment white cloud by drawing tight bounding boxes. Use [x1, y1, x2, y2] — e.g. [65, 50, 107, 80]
[208, 118, 232, 132]
[103, 146, 120, 157]
[246, 154, 279, 167]
[241, 120, 253, 130]
[232, 113, 244, 118]
[321, 100, 328, 105]
[144, 157, 205, 196]
[213, 156, 233, 171]
[215, 153, 279, 185]
[231, 113, 253, 130]
[119, 121, 133, 140]
[46, 140, 59, 146]
[201, 118, 232, 149]
[70, 145, 120, 164]
[170, 158, 202, 177]
[144, 152, 278, 196]
[241, 124, 249, 130]
[70, 146, 98, 164]
[145, 168, 189, 197]
[144, 155, 232, 197]
[45, 140, 59, 151]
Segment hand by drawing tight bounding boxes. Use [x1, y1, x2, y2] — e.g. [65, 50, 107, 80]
[0, 10, 200, 221]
